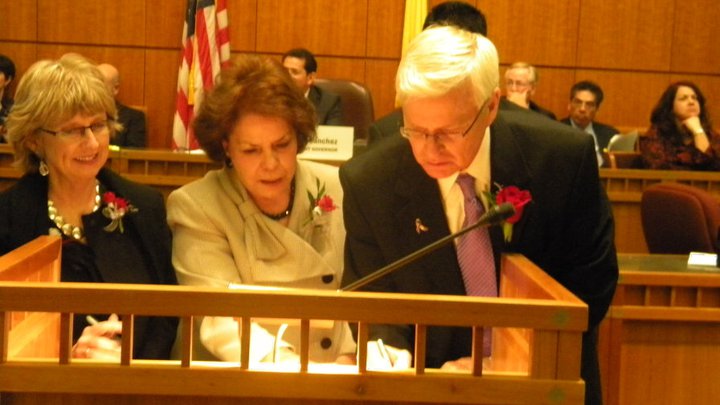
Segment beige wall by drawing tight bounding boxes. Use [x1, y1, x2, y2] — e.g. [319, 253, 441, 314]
[2, 0, 719, 148]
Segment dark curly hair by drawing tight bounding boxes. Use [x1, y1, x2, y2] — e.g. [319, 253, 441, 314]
[193, 54, 317, 163]
[650, 81, 713, 142]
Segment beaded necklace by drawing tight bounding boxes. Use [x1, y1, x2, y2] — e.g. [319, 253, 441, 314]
[260, 180, 295, 221]
[47, 182, 101, 240]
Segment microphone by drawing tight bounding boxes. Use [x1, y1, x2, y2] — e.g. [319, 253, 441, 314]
[342, 202, 516, 292]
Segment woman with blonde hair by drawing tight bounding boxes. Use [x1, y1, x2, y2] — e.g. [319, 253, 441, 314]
[0, 53, 177, 360]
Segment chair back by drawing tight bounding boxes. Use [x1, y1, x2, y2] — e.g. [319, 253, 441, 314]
[607, 131, 638, 152]
[314, 78, 374, 140]
[641, 183, 720, 254]
[605, 130, 641, 169]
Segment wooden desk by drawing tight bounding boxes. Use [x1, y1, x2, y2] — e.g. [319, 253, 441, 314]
[599, 254, 720, 405]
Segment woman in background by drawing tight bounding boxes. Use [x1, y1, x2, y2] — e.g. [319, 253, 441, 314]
[167, 54, 355, 365]
[0, 53, 177, 360]
[639, 81, 720, 170]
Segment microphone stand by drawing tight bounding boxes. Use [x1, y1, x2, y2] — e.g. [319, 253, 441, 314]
[342, 202, 515, 292]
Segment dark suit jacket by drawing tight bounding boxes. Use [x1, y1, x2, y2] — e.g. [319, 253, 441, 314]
[308, 85, 343, 126]
[114, 102, 146, 148]
[528, 100, 557, 120]
[560, 118, 619, 151]
[340, 109, 618, 403]
[0, 168, 177, 359]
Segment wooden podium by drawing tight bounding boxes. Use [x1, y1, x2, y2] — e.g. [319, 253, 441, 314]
[1, 236, 588, 404]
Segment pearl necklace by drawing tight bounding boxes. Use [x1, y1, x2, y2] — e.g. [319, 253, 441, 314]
[48, 183, 102, 240]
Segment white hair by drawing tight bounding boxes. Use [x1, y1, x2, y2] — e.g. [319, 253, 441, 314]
[396, 25, 499, 107]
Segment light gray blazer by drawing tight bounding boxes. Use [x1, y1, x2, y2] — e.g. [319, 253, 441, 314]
[167, 160, 355, 363]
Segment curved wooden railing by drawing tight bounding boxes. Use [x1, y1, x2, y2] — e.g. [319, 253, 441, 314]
[0, 236, 588, 404]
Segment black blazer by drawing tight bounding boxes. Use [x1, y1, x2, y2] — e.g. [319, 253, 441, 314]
[114, 102, 146, 148]
[560, 118, 620, 151]
[0, 168, 178, 359]
[340, 108, 618, 367]
[308, 85, 343, 126]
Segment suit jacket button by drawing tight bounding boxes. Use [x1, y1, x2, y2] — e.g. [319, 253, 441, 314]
[321, 274, 334, 284]
[320, 337, 332, 349]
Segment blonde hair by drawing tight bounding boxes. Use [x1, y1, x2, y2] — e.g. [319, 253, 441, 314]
[396, 25, 499, 107]
[5, 53, 120, 174]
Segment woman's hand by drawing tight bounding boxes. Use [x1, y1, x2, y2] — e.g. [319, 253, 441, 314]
[71, 314, 122, 361]
[682, 116, 703, 134]
[683, 116, 711, 152]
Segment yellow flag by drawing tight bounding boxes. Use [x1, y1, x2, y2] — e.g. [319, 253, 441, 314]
[401, 0, 428, 57]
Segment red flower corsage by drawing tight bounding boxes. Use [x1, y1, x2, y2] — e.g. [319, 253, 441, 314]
[101, 192, 138, 234]
[305, 178, 337, 225]
[484, 184, 532, 242]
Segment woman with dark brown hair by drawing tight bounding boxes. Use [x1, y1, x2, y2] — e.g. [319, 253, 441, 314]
[639, 81, 720, 170]
[167, 54, 355, 365]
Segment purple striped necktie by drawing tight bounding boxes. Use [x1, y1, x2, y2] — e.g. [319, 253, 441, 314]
[456, 173, 497, 356]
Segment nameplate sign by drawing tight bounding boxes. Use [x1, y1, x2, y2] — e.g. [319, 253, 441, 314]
[298, 125, 354, 162]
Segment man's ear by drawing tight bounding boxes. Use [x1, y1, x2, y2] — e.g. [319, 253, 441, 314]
[307, 72, 316, 87]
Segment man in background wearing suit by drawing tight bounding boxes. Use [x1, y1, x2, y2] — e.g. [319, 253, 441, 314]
[97, 63, 147, 148]
[561, 80, 620, 167]
[340, 26, 617, 405]
[504, 61, 557, 120]
[282, 48, 342, 126]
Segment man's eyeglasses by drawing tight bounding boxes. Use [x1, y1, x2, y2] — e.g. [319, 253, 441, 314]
[506, 79, 531, 90]
[40, 120, 112, 141]
[400, 99, 489, 144]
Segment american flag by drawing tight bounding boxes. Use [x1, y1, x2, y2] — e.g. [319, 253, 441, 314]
[172, 0, 230, 151]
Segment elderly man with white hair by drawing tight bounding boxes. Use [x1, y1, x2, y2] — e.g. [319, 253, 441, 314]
[339, 26, 617, 405]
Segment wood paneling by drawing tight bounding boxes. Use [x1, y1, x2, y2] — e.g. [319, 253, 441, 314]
[145, 0, 186, 49]
[481, 0, 580, 66]
[37, 0, 146, 47]
[256, 0, 367, 56]
[671, 0, 720, 74]
[316, 57, 366, 83]
[366, 0, 404, 59]
[228, 0, 258, 52]
[575, 70, 671, 128]
[2, 0, 720, 148]
[577, 0, 675, 71]
[365, 59, 400, 118]
[145, 49, 180, 149]
[0, 1, 37, 41]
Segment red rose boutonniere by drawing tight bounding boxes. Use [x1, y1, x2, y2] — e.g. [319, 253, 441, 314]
[484, 184, 532, 242]
[305, 178, 337, 225]
[102, 192, 138, 234]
